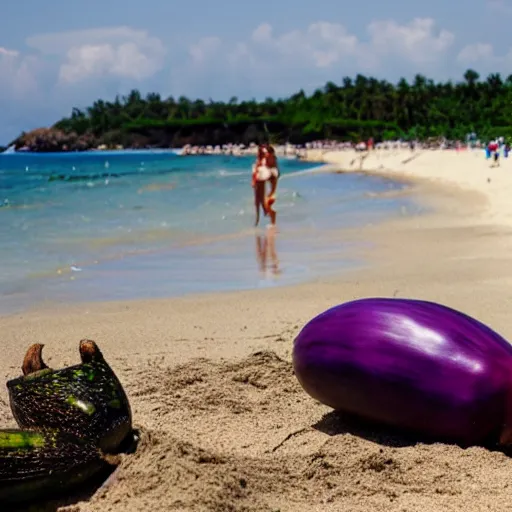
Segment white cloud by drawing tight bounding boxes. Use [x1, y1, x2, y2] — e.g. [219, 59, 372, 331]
[457, 43, 512, 76]
[248, 21, 360, 68]
[0, 46, 39, 98]
[26, 26, 161, 56]
[366, 18, 454, 64]
[251, 23, 272, 44]
[0, 18, 461, 104]
[0, 47, 19, 57]
[176, 17, 456, 98]
[457, 43, 495, 64]
[189, 37, 222, 65]
[27, 26, 166, 83]
[195, 17, 455, 74]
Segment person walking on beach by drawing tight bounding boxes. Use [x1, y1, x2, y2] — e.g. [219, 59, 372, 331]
[264, 145, 280, 222]
[489, 140, 500, 167]
[252, 144, 280, 227]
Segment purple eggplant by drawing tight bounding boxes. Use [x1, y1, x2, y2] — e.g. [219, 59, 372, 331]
[292, 298, 512, 446]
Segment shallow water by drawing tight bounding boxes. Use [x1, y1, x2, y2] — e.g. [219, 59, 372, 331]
[0, 150, 423, 312]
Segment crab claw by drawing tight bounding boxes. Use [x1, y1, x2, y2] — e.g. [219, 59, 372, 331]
[22, 343, 49, 376]
[79, 339, 104, 363]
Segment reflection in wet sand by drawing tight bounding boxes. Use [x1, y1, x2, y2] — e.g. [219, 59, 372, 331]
[255, 230, 280, 277]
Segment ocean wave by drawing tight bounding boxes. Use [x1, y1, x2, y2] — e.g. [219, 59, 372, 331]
[48, 172, 122, 182]
[217, 169, 247, 177]
[45, 165, 196, 184]
[0, 149, 181, 158]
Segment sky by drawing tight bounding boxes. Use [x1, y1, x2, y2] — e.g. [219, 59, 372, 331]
[0, 0, 511, 143]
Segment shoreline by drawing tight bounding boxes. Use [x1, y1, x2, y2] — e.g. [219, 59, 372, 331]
[0, 154, 489, 350]
[0, 155, 420, 316]
[0, 150, 483, 320]
[4, 149, 512, 510]
[303, 147, 508, 225]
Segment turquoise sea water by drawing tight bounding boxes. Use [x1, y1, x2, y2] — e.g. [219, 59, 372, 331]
[0, 150, 422, 313]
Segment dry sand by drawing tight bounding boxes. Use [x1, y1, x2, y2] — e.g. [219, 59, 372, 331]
[4, 149, 512, 511]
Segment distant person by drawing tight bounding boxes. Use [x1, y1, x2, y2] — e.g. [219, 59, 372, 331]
[264, 144, 280, 224]
[489, 140, 500, 167]
[251, 144, 280, 227]
[485, 143, 491, 160]
[252, 145, 266, 226]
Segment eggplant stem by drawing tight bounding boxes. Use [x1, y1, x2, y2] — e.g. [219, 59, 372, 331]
[21, 344, 48, 376]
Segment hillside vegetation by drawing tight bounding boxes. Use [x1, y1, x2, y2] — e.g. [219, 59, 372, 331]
[12, 69, 512, 151]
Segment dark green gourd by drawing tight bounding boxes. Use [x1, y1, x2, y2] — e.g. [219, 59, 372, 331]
[7, 340, 132, 453]
[0, 340, 133, 505]
[0, 430, 107, 503]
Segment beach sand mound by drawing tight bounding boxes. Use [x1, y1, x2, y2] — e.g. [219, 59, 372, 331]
[52, 350, 512, 512]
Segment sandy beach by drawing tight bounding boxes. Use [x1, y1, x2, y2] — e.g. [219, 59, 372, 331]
[4, 148, 512, 511]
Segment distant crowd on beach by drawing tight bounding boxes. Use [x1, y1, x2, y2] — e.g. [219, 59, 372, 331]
[179, 136, 512, 159]
[483, 137, 510, 166]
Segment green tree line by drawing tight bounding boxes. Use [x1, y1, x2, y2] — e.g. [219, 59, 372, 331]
[48, 69, 512, 147]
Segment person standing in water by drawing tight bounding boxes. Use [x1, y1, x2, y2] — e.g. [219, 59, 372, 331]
[251, 144, 280, 226]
